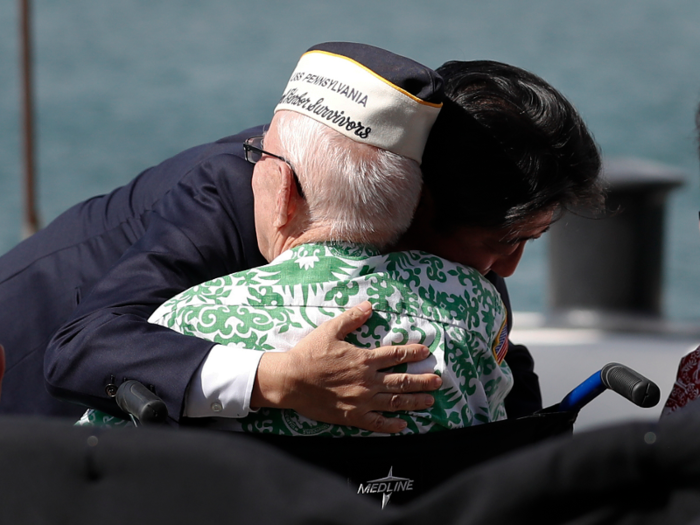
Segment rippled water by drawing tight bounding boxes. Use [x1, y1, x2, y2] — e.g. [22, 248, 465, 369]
[1, 0, 699, 321]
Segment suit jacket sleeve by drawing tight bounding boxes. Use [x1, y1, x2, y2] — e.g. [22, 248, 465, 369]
[44, 142, 266, 422]
[487, 272, 543, 418]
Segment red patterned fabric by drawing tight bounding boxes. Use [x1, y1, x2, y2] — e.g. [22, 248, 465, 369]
[662, 345, 700, 417]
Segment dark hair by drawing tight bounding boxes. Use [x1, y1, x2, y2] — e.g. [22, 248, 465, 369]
[421, 60, 604, 230]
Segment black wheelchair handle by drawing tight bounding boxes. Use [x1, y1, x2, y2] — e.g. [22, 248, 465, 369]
[600, 363, 661, 408]
[115, 380, 168, 424]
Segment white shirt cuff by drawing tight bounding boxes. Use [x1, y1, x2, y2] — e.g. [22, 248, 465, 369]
[184, 345, 263, 418]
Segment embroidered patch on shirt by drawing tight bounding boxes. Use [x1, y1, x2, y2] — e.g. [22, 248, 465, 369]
[492, 316, 509, 365]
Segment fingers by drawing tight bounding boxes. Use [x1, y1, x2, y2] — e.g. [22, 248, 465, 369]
[369, 343, 432, 370]
[322, 300, 374, 340]
[357, 411, 408, 434]
[373, 391, 435, 412]
[321, 390, 436, 434]
[275, 305, 444, 434]
[380, 370, 442, 394]
[352, 390, 438, 433]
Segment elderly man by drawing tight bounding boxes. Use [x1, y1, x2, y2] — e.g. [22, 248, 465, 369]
[80, 43, 512, 434]
[4, 43, 444, 430]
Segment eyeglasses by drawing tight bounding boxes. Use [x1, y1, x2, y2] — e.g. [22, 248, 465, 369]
[243, 136, 304, 198]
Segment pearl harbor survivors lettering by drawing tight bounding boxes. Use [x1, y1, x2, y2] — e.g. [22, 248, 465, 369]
[279, 88, 372, 139]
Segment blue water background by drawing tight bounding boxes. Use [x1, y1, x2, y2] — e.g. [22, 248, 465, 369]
[1, 0, 699, 322]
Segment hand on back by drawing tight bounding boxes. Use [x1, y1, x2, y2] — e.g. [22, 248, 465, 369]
[252, 301, 442, 433]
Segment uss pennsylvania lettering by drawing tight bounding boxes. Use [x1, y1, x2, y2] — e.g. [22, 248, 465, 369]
[287, 70, 369, 107]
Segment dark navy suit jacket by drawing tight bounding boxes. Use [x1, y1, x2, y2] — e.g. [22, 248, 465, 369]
[1, 126, 266, 418]
[0, 124, 540, 421]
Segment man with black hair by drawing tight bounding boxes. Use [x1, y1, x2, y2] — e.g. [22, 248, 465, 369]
[395, 60, 604, 416]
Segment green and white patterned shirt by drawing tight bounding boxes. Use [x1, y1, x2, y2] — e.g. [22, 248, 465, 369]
[148, 242, 513, 437]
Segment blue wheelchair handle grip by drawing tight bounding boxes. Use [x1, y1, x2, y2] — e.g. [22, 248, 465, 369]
[558, 363, 660, 413]
[116, 380, 168, 424]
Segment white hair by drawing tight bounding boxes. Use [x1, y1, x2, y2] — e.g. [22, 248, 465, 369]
[274, 111, 422, 250]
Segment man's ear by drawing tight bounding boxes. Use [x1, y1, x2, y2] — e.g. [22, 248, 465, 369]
[273, 163, 301, 228]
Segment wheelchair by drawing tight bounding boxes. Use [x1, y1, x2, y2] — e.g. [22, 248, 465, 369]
[116, 362, 660, 508]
